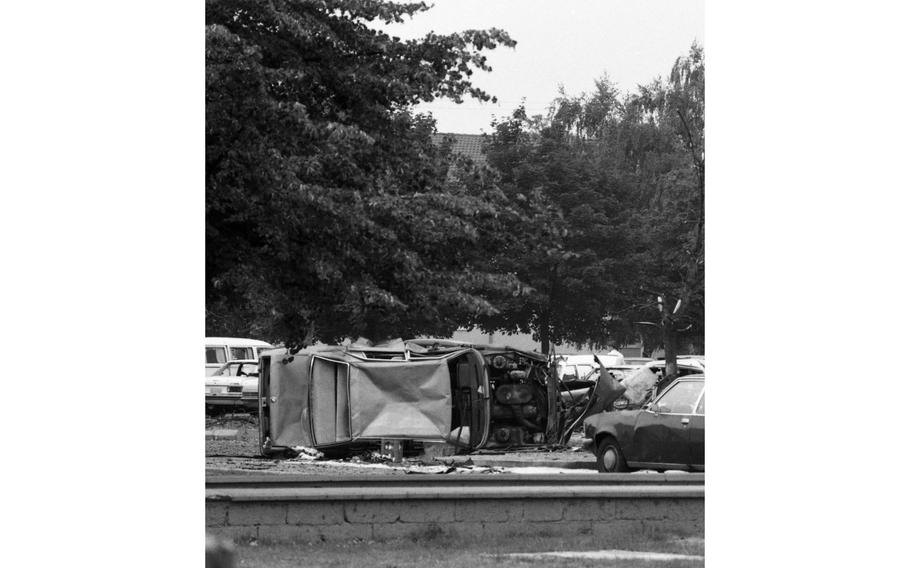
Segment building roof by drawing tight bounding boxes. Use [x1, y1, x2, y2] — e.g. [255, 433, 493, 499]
[431, 133, 487, 165]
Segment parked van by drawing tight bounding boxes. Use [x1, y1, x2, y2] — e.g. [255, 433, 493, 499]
[555, 352, 625, 382]
[205, 337, 274, 376]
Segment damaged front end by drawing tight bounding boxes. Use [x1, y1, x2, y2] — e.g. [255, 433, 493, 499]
[455, 344, 625, 449]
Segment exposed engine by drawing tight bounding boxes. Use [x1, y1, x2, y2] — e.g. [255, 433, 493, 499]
[484, 352, 551, 448]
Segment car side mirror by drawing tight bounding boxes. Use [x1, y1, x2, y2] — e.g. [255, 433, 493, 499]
[653, 403, 671, 414]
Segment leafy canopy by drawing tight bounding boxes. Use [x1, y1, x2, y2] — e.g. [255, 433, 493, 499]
[474, 44, 704, 356]
[206, 0, 516, 350]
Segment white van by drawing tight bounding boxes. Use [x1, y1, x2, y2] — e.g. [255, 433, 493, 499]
[555, 352, 626, 382]
[205, 337, 274, 376]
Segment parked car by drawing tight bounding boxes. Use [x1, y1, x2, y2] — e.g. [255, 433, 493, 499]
[556, 352, 625, 383]
[555, 356, 597, 384]
[240, 376, 259, 411]
[596, 365, 644, 382]
[206, 359, 261, 411]
[257, 339, 627, 457]
[654, 355, 705, 370]
[205, 337, 274, 376]
[583, 375, 704, 472]
[610, 359, 705, 410]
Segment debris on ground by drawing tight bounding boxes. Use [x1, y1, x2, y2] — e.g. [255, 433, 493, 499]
[403, 465, 454, 474]
[206, 412, 598, 475]
[289, 447, 324, 460]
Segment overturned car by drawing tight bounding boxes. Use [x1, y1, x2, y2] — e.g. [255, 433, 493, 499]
[257, 339, 625, 457]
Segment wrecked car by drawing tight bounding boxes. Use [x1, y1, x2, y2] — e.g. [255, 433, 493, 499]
[256, 339, 626, 457]
[610, 360, 706, 410]
[582, 375, 705, 472]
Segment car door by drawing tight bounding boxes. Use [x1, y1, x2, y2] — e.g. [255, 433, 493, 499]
[629, 379, 704, 468]
[689, 388, 705, 470]
[310, 356, 353, 446]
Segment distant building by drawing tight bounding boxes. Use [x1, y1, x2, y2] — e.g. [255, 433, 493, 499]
[431, 133, 487, 166]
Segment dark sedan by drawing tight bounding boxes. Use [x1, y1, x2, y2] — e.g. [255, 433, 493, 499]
[582, 375, 704, 472]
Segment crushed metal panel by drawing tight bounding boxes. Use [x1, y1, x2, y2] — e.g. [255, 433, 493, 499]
[622, 366, 660, 406]
[269, 354, 315, 448]
[586, 364, 627, 415]
[349, 358, 452, 440]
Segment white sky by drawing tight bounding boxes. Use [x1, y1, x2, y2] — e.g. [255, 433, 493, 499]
[384, 0, 704, 133]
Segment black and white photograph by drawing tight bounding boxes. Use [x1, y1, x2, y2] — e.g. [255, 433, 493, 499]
[9, 1, 910, 567]
[204, 1, 704, 566]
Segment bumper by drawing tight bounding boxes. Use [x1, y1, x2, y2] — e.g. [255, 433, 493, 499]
[205, 395, 245, 407]
[581, 437, 594, 452]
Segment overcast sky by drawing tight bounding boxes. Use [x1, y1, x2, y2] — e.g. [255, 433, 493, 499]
[384, 0, 704, 134]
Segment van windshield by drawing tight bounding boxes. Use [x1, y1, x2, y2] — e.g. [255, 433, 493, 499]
[229, 347, 255, 360]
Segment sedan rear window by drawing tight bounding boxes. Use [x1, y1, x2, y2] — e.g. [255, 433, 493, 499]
[657, 381, 704, 414]
[238, 363, 258, 376]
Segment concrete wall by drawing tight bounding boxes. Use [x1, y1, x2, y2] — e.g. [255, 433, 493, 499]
[206, 494, 704, 544]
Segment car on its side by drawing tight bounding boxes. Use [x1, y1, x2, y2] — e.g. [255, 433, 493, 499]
[582, 375, 704, 472]
[257, 339, 626, 457]
[206, 359, 261, 412]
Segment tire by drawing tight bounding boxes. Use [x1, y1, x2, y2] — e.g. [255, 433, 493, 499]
[595, 436, 628, 473]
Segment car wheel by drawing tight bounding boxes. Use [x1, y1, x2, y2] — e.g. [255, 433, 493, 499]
[596, 436, 628, 473]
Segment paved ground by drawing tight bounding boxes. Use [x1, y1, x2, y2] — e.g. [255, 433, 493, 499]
[205, 413, 599, 475]
[221, 534, 705, 568]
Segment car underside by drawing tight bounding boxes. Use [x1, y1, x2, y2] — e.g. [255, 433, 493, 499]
[257, 339, 625, 457]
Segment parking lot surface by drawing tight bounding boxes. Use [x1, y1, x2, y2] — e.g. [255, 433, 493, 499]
[205, 414, 599, 475]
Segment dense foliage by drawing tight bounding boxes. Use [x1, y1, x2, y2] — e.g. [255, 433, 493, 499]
[205, 0, 704, 363]
[473, 82, 639, 353]
[477, 45, 705, 357]
[622, 44, 705, 359]
[206, 0, 517, 349]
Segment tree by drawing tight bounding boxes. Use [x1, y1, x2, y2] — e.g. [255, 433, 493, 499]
[475, 80, 640, 354]
[470, 45, 704, 363]
[206, 0, 517, 350]
[619, 43, 705, 378]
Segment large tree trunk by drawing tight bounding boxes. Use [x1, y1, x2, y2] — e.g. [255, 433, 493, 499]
[539, 313, 551, 355]
[663, 320, 678, 381]
[659, 300, 679, 398]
